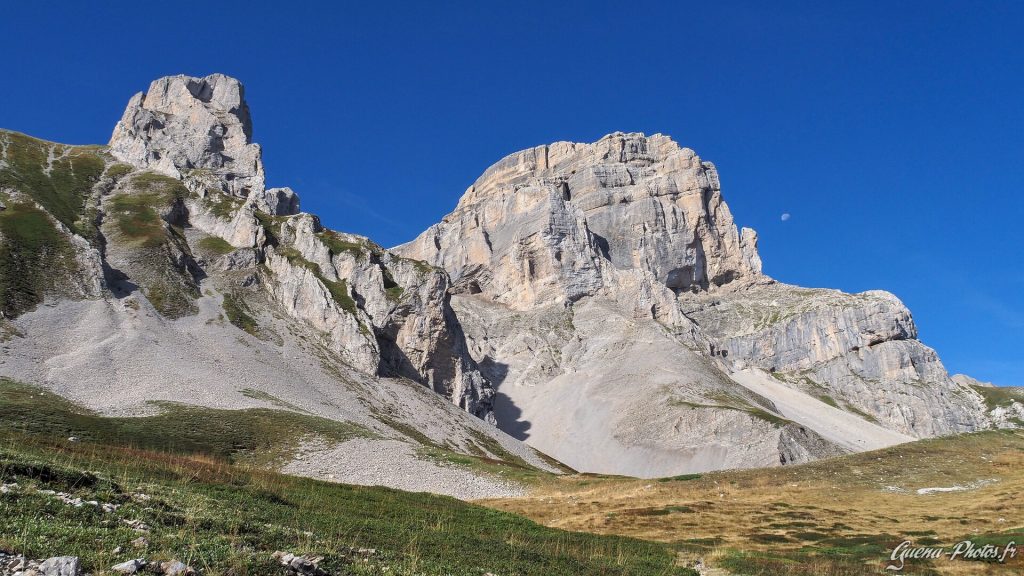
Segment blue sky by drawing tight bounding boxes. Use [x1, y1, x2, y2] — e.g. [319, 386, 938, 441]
[2, 2, 1021, 385]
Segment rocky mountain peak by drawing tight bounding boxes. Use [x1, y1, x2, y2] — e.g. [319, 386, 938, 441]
[108, 73, 267, 202]
[396, 132, 763, 312]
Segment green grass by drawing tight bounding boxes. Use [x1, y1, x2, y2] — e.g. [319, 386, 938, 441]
[203, 190, 243, 219]
[222, 293, 260, 337]
[5, 378, 368, 464]
[385, 285, 405, 301]
[127, 172, 189, 198]
[0, 203, 79, 318]
[669, 395, 791, 428]
[843, 404, 881, 424]
[107, 192, 167, 247]
[104, 175, 200, 318]
[747, 407, 792, 427]
[0, 380, 695, 576]
[239, 389, 308, 413]
[395, 254, 439, 276]
[0, 379, 369, 466]
[254, 211, 285, 246]
[142, 274, 200, 320]
[817, 394, 840, 408]
[104, 163, 134, 180]
[107, 172, 188, 247]
[197, 235, 235, 256]
[317, 230, 375, 258]
[971, 385, 1024, 411]
[717, 549, 882, 576]
[311, 231, 409, 305]
[656, 474, 702, 483]
[467, 428, 534, 470]
[0, 130, 106, 239]
[323, 277, 358, 316]
[381, 266, 403, 301]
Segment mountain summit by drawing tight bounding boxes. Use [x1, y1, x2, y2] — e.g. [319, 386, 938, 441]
[396, 131, 1020, 475]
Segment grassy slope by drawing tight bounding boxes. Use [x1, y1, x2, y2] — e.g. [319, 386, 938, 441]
[0, 380, 693, 575]
[483, 430, 1024, 575]
[0, 130, 107, 318]
[0, 130, 106, 238]
[104, 171, 200, 318]
[0, 130, 203, 320]
[0, 202, 80, 318]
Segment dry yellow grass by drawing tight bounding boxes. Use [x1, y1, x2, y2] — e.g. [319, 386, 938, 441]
[482, 430, 1024, 575]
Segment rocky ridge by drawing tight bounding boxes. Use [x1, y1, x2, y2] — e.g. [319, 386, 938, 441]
[0, 74, 562, 497]
[104, 73, 494, 421]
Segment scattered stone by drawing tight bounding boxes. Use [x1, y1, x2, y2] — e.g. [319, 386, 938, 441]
[122, 519, 150, 533]
[37, 556, 79, 576]
[157, 560, 194, 576]
[130, 536, 149, 549]
[110, 558, 146, 574]
[271, 551, 329, 576]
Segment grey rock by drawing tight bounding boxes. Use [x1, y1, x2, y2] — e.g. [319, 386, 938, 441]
[681, 284, 990, 437]
[110, 559, 145, 574]
[395, 132, 763, 309]
[158, 560, 193, 576]
[952, 373, 994, 388]
[264, 187, 300, 216]
[37, 556, 78, 576]
[109, 74, 265, 200]
[272, 551, 328, 576]
[405, 131, 1003, 474]
[105, 74, 496, 421]
[264, 213, 496, 420]
[214, 248, 257, 272]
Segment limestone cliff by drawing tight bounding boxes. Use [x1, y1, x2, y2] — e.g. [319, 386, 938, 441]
[399, 132, 1010, 476]
[4, 74, 496, 424]
[397, 132, 762, 310]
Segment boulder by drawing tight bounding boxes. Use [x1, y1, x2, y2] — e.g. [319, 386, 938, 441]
[110, 558, 146, 574]
[37, 556, 79, 576]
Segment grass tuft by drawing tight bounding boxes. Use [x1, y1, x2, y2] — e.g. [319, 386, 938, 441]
[197, 235, 235, 256]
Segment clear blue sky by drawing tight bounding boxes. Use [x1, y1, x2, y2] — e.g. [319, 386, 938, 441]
[2, 2, 1021, 385]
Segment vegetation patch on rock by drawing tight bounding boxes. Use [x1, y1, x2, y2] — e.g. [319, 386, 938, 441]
[0, 130, 105, 239]
[0, 202, 80, 318]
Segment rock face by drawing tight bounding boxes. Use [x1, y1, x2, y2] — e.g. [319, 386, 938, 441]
[109, 73, 265, 200]
[681, 284, 989, 437]
[105, 75, 496, 422]
[4, 74, 496, 424]
[401, 131, 1006, 476]
[397, 132, 762, 310]
[259, 213, 494, 419]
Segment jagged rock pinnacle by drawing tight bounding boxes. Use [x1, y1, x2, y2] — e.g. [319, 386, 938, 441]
[108, 73, 267, 201]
